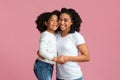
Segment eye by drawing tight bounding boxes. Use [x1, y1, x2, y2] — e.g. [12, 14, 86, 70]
[49, 19, 58, 22]
[64, 19, 68, 22]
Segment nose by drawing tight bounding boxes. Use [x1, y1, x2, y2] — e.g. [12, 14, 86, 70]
[53, 21, 58, 24]
[59, 20, 64, 25]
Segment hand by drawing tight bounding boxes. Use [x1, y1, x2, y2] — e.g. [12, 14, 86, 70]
[57, 55, 68, 64]
[37, 50, 45, 60]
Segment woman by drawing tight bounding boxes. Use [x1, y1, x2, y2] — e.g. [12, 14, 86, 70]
[55, 8, 90, 80]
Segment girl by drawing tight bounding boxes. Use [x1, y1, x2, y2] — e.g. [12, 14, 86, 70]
[33, 10, 61, 80]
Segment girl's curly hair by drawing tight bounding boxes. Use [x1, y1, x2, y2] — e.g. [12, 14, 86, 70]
[35, 10, 60, 33]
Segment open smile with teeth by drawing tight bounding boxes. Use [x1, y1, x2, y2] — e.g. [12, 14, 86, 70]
[60, 25, 65, 28]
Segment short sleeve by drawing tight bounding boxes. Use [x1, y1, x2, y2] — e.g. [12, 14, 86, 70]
[72, 32, 85, 46]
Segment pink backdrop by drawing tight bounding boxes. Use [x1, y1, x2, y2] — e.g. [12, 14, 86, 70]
[0, 0, 120, 80]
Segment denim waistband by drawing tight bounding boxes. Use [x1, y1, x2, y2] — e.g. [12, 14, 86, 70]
[35, 59, 54, 66]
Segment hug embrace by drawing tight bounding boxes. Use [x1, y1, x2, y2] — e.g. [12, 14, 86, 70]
[33, 8, 90, 80]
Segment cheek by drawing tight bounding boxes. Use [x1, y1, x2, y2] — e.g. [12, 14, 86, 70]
[49, 21, 53, 25]
[68, 22, 73, 27]
[65, 23, 71, 28]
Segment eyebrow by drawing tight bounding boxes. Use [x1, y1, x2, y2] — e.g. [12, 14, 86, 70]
[60, 17, 70, 20]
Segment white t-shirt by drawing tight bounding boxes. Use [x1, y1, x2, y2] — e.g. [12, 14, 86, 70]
[56, 31, 85, 80]
[38, 31, 57, 64]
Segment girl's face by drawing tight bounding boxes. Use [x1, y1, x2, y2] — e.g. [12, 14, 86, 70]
[59, 13, 73, 31]
[45, 15, 59, 32]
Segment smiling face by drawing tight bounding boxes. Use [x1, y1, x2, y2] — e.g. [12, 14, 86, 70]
[45, 15, 59, 32]
[59, 13, 73, 32]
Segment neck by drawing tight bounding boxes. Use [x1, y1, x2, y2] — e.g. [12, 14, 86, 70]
[46, 29, 55, 34]
[61, 29, 70, 37]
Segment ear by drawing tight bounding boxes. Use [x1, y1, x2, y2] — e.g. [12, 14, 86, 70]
[70, 20, 73, 25]
[45, 21, 48, 26]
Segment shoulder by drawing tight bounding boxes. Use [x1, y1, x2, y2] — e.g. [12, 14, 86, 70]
[71, 31, 85, 45]
[40, 31, 50, 39]
[42, 31, 49, 35]
[72, 31, 84, 38]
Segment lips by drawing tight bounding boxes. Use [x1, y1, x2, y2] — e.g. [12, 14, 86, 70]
[52, 25, 57, 27]
[60, 25, 65, 28]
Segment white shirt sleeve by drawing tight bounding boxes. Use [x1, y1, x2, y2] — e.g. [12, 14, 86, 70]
[39, 32, 54, 60]
[73, 32, 85, 46]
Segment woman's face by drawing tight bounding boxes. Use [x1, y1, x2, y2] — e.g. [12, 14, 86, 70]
[45, 15, 59, 32]
[59, 13, 73, 31]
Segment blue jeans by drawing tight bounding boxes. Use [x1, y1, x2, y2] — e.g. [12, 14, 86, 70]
[74, 77, 83, 80]
[56, 76, 83, 80]
[33, 59, 54, 80]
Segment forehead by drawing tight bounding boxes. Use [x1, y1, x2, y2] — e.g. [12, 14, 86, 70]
[49, 15, 58, 19]
[60, 13, 71, 19]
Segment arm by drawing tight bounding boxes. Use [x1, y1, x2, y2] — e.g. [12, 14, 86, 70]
[59, 44, 90, 63]
[37, 50, 65, 64]
[60, 32, 90, 62]
[66, 43, 90, 62]
[39, 33, 54, 60]
[37, 50, 45, 59]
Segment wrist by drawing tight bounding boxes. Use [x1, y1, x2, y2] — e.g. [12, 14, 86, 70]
[52, 57, 58, 62]
[66, 56, 71, 61]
